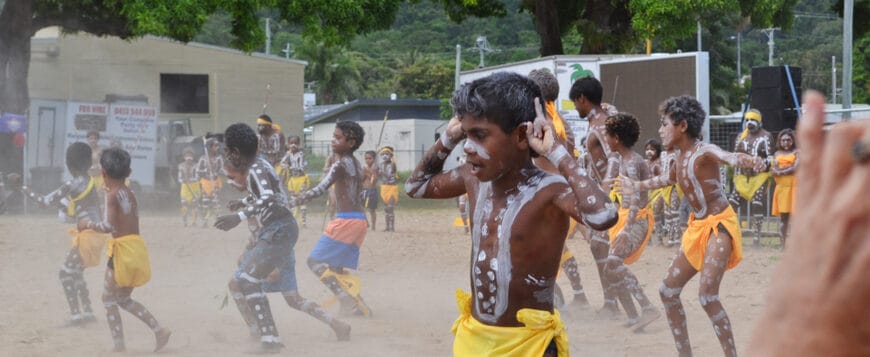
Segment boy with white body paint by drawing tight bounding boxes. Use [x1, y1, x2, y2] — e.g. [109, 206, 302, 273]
[291, 121, 372, 317]
[377, 146, 399, 232]
[619, 96, 766, 357]
[405, 72, 617, 356]
[569, 77, 622, 317]
[528, 68, 591, 310]
[78, 148, 171, 352]
[600, 113, 660, 330]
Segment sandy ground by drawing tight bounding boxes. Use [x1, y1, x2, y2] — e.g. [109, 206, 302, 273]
[0, 207, 782, 356]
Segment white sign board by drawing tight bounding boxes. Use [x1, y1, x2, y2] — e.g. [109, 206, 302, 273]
[64, 102, 158, 186]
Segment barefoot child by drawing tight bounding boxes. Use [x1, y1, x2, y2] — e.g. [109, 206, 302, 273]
[256, 114, 286, 168]
[291, 121, 372, 317]
[601, 113, 660, 330]
[619, 96, 766, 357]
[570, 76, 619, 316]
[23, 142, 106, 326]
[405, 72, 617, 356]
[280, 135, 311, 227]
[78, 148, 171, 352]
[197, 138, 225, 228]
[378, 146, 399, 232]
[362, 150, 379, 231]
[644, 139, 666, 244]
[178, 147, 201, 226]
[770, 129, 797, 247]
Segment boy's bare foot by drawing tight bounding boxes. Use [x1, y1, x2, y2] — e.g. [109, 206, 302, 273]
[331, 320, 351, 341]
[154, 327, 171, 352]
[631, 307, 661, 333]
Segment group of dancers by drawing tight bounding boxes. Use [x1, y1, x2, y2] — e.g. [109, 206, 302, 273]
[405, 71, 800, 356]
[23, 70, 804, 355]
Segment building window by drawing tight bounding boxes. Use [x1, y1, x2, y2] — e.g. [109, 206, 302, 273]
[160, 74, 209, 114]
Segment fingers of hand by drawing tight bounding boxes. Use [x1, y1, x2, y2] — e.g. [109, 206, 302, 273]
[796, 91, 826, 186]
[534, 97, 545, 119]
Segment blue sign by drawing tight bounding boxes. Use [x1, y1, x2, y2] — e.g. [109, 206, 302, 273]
[0, 113, 26, 134]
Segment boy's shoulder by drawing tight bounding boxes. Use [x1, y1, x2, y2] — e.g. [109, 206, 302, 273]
[522, 169, 568, 195]
[337, 154, 360, 175]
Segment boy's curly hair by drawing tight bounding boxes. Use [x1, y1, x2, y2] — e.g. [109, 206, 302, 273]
[605, 113, 641, 148]
[224, 123, 259, 169]
[336, 121, 364, 152]
[659, 95, 705, 139]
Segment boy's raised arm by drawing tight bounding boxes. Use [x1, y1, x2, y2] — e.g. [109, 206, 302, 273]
[526, 99, 617, 231]
[619, 157, 677, 194]
[24, 181, 72, 208]
[705, 144, 767, 172]
[405, 117, 467, 199]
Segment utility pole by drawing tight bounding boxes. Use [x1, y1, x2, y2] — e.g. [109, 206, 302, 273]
[281, 42, 292, 59]
[697, 20, 702, 51]
[737, 32, 742, 82]
[832, 56, 838, 104]
[470, 36, 499, 68]
[760, 28, 780, 66]
[455, 44, 461, 91]
[265, 18, 271, 55]
[843, 0, 854, 117]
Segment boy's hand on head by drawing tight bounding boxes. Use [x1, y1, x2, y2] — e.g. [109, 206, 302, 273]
[442, 116, 465, 149]
[214, 214, 242, 231]
[227, 199, 245, 211]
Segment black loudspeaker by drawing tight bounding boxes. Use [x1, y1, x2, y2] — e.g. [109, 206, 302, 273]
[750, 66, 802, 133]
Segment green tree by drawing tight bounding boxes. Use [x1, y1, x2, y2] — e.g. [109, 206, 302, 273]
[295, 41, 364, 104]
[833, 0, 870, 103]
[394, 55, 454, 100]
[853, 34, 870, 104]
[631, 0, 797, 48]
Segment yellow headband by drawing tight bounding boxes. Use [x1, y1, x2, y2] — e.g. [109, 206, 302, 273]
[379, 147, 394, 155]
[256, 118, 281, 131]
[744, 111, 762, 123]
